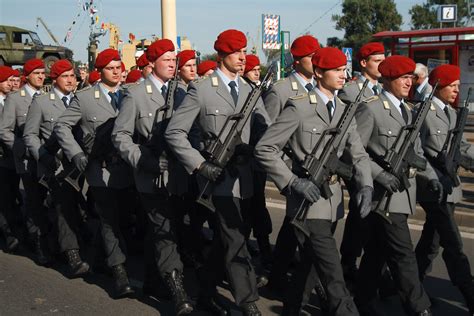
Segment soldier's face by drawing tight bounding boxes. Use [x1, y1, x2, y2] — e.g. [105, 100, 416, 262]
[27, 68, 46, 89]
[386, 74, 413, 99]
[101, 60, 122, 86]
[361, 54, 385, 80]
[296, 54, 314, 78]
[221, 48, 247, 74]
[0, 77, 13, 95]
[55, 69, 77, 95]
[153, 51, 176, 82]
[436, 80, 460, 104]
[9, 77, 21, 90]
[245, 66, 261, 83]
[179, 58, 196, 83]
[316, 65, 347, 92]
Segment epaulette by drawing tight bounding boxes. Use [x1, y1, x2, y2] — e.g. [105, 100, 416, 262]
[289, 93, 307, 101]
[363, 95, 379, 103]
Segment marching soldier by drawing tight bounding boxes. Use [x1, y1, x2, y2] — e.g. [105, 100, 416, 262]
[165, 29, 269, 316]
[354, 55, 440, 315]
[243, 55, 261, 85]
[9, 69, 21, 91]
[262, 34, 320, 293]
[0, 58, 50, 265]
[255, 47, 373, 315]
[0, 65, 20, 252]
[415, 64, 474, 315]
[338, 42, 385, 283]
[176, 49, 197, 85]
[112, 39, 193, 315]
[23, 59, 90, 278]
[54, 49, 135, 298]
[196, 60, 217, 77]
[136, 53, 153, 80]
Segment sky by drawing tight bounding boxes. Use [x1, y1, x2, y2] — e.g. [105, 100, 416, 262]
[0, 0, 416, 64]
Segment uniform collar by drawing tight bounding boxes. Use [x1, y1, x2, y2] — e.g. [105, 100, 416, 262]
[432, 96, 447, 110]
[314, 86, 335, 105]
[53, 87, 73, 103]
[293, 71, 315, 91]
[383, 90, 405, 114]
[24, 83, 40, 97]
[215, 68, 239, 92]
[148, 73, 168, 91]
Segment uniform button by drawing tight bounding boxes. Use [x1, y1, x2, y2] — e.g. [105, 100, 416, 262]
[215, 109, 219, 113]
[388, 130, 392, 135]
[148, 113, 152, 117]
[23, 113, 27, 116]
[93, 116, 97, 120]
[437, 130, 440, 133]
[312, 128, 317, 132]
[50, 118, 54, 121]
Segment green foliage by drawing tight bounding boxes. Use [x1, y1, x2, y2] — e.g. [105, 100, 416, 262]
[410, 1, 470, 29]
[332, 0, 402, 51]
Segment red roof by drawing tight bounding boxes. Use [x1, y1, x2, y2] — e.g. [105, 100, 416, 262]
[373, 27, 474, 38]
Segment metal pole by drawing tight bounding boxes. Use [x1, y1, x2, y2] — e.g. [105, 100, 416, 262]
[161, 0, 177, 49]
[280, 31, 285, 79]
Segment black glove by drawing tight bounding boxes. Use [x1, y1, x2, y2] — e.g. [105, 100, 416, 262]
[290, 178, 320, 203]
[356, 186, 374, 219]
[72, 152, 88, 173]
[233, 144, 254, 165]
[38, 153, 59, 172]
[198, 161, 225, 183]
[428, 179, 444, 203]
[375, 171, 400, 194]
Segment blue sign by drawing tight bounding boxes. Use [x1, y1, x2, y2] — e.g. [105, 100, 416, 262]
[342, 47, 352, 62]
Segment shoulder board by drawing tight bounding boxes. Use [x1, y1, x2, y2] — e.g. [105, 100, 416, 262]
[49, 92, 56, 100]
[289, 93, 307, 101]
[20, 89, 26, 97]
[145, 84, 153, 94]
[211, 76, 219, 87]
[363, 95, 379, 103]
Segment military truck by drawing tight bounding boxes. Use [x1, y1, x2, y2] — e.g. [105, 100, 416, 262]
[0, 25, 73, 72]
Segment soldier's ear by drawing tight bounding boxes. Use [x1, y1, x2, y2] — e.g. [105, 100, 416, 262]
[360, 59, 367, 69]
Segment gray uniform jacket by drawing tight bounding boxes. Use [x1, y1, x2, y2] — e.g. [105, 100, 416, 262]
[23, 90, 67, 179]
[0, 87, 35, 174]
[263, 72, 307, 122]
[338, 76, 375, 104]
[417, 100, 474, 203]
[255, 91, 373, 221]
[54, 85, 133, 189]
[112, 77, 187, 194]
[355, 93, 437, 215]
[165, 73, 269, 199]
[0, 97, 14, 169]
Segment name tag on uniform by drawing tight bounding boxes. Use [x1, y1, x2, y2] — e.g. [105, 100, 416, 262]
[211, 76, 219, 87]
[94, 90, 100, 99]
[383, 101, 390, 110]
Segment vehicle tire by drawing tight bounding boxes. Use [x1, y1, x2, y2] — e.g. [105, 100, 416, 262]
[43, 55, 59, 72]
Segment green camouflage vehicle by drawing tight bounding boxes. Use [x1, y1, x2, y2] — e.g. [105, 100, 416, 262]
[0, 25, 73, 72]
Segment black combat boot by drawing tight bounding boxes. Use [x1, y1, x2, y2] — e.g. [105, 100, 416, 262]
[65, 249, 89, 277]
[1, 225, 19, 253]
[240, 302, 262, 316]
[459, 281, 474, 316]
[111, 263, 134, 298]
[196, 295, 229, 316]
[164, 269, 193, 315]
[257, 235, 273, 269]
[30, 233, 50, 266]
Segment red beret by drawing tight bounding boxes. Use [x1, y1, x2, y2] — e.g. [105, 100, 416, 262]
[290, 35, 320, 58]
[121, 62, 126, 72]
[357, 42, 385, 60]
[125, 69, 142, 84]
[197, 60, 217, 76]
[95, 49, 120, 69]
[378, 55, 415, 78]
[136, 54, 149, 68]
[146, 39, 175, 62]
[244, 55, 260, 73]
[429, 64, 460, 88]
[214, 29, 247, 54]
[177, 50, 196, 68]
[24, 58, 45, 76]
[49, 59, 73, 79]
[12, 69, 20, 77]
[0, 66, 15, 82]
[312, 47, 346, 69]
[88, 70, 101, 84]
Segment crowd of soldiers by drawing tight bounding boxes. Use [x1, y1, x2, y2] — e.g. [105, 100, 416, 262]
[0, 28, 473, 316]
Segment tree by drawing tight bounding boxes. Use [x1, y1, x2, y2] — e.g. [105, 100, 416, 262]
[332, 0, 402, 51]
[410, 1, 470, 29]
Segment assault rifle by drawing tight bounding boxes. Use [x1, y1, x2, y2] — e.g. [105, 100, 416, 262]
[196, 63, 276, 211]
[371, 81, 439, 223]
[61, 118, 116, 191]
[145, 57, 180, 193]
[290, 79, 369, 237]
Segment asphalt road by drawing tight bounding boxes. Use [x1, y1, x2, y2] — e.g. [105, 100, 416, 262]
[0, 202, 473, 316]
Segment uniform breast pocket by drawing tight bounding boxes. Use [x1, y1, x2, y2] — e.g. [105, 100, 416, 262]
[428, 126, 447, 149]
[16, 112, 28, 126]
[204, 106, 227, 135]
[41, 112, 56, 130]
[138, 110, 154, 134]
[377, 127, 398, 150]
[85, 114, 104, 132]
[302, 122, 322, 152]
